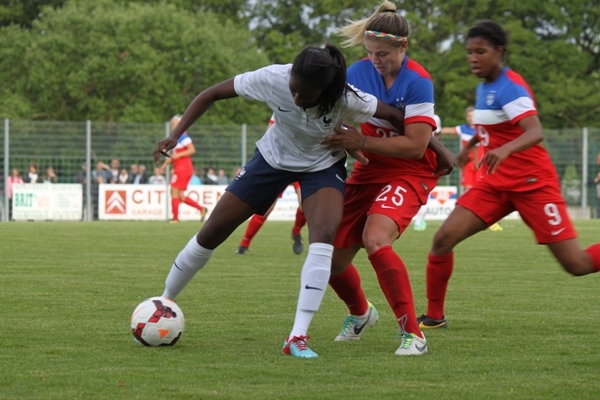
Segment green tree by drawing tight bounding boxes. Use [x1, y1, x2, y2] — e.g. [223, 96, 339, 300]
[395, 0, 600, 128]
[0, 0, 271, 123]
[121, 0, 251, 23]
[0, 0, 65, 28]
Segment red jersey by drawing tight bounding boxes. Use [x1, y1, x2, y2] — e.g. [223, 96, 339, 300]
[346, 57, 438, 184]
[173, 133, 194, 171]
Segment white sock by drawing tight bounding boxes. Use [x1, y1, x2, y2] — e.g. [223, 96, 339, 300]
[289, 243, 333, 338]
[162, 235, 214, 300]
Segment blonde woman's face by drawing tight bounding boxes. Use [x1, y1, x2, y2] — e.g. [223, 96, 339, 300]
[364, 39, 405, 78]
[170, 118, 181, 132]
[466, 110, 474, 126]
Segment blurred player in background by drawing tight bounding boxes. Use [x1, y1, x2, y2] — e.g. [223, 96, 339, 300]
[321, 1, 455, 356]
[153, 44, 415, 358]
[418, 20, 600, 330]
[413, 114, 443, 231]
[159, 115, 208, 223]
[439, 105, 502, 231]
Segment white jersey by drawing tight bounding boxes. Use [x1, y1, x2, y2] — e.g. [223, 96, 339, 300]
[234, 64, 378, 172]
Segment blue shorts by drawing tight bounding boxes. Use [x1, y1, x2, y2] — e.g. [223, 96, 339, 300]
[227, 148, 347, 215]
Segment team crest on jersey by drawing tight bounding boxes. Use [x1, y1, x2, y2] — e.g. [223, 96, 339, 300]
[394, 101, 406, 111]
[486, 91, 496, 106]
[322, 115, 333, 127]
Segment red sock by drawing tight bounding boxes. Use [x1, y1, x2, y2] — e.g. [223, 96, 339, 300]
[292, 208, 306, 235]
[584, 243, 600, 273]
[328, 264, 368, 316]
[171, 198, 180, 220]
[184, 196, 204, 211]
[240, 214, 267, 248]
[368, 246, 421, 337]
[425, 252, 454, 320]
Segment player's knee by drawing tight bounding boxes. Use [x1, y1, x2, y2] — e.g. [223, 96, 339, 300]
[431, 229, 455, 254]
[362, 236, 389, 255]
[309, 225, 338, 244]
[561, 260, 590, 276]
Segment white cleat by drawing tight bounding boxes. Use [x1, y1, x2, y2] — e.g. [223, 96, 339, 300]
[334, 301, 379, 341]
[395, 332, 427, 356]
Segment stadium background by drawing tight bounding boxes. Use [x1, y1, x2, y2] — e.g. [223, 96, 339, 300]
[1, 121, 599, 221]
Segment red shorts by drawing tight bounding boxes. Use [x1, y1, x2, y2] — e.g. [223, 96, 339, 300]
[334, 176, 437, 249]
[457, 180, 577, 244]
[461, 161, 482, 187]
[170, 167, 192, 190]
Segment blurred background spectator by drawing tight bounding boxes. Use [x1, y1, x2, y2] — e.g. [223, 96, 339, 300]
[216, 167, 229, 185]
[109, 158, 120, 183]
[149, 167, 166, 185]
[204, 167, 218, 185]
[43, 166, 58, 184]
[135, 165, 148, 184]
[24, 163, 43, 183]
[126, 164, 138, 184]
[7, 168, 24, 220]
[189, 166, 203, 186]
[117, 168, 129, 184]
[92, 161, 111, 183]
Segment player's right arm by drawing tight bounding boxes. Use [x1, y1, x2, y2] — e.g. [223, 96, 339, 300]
[457, 134, 480, 168]
[154, 79, 237, 163]
[439, 126, 457, 135]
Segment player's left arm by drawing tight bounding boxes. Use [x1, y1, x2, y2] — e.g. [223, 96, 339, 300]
[325, 101, 427, 159]
[481, 114, 543, 174]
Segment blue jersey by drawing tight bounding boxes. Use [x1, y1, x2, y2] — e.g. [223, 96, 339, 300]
[473, 67, 556, 189]
[346, 57, 438, 183]
[456, 123, 476, 143]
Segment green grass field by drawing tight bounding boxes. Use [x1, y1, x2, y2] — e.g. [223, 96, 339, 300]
[1, 219, 599, 399]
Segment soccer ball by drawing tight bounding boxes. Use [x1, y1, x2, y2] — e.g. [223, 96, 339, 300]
[131, 297, 185, 346]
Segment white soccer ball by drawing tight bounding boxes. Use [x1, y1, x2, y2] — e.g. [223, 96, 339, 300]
[131, 297, 185, 346]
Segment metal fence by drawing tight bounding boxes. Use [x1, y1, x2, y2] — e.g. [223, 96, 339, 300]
[1, 119, 599, 221]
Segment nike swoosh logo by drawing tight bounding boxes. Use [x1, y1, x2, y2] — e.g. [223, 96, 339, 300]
[335, 174, 345, 183]
[551, 227, 566, 236]
[415, 343, 427, 352]
[353, 307, 372, 335]
[381, 204, 396, 209]
[278, 106, 292, 112]
[305, 285, 324, 291]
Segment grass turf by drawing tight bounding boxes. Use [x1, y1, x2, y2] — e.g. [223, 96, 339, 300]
[1, 220, 599, 399]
